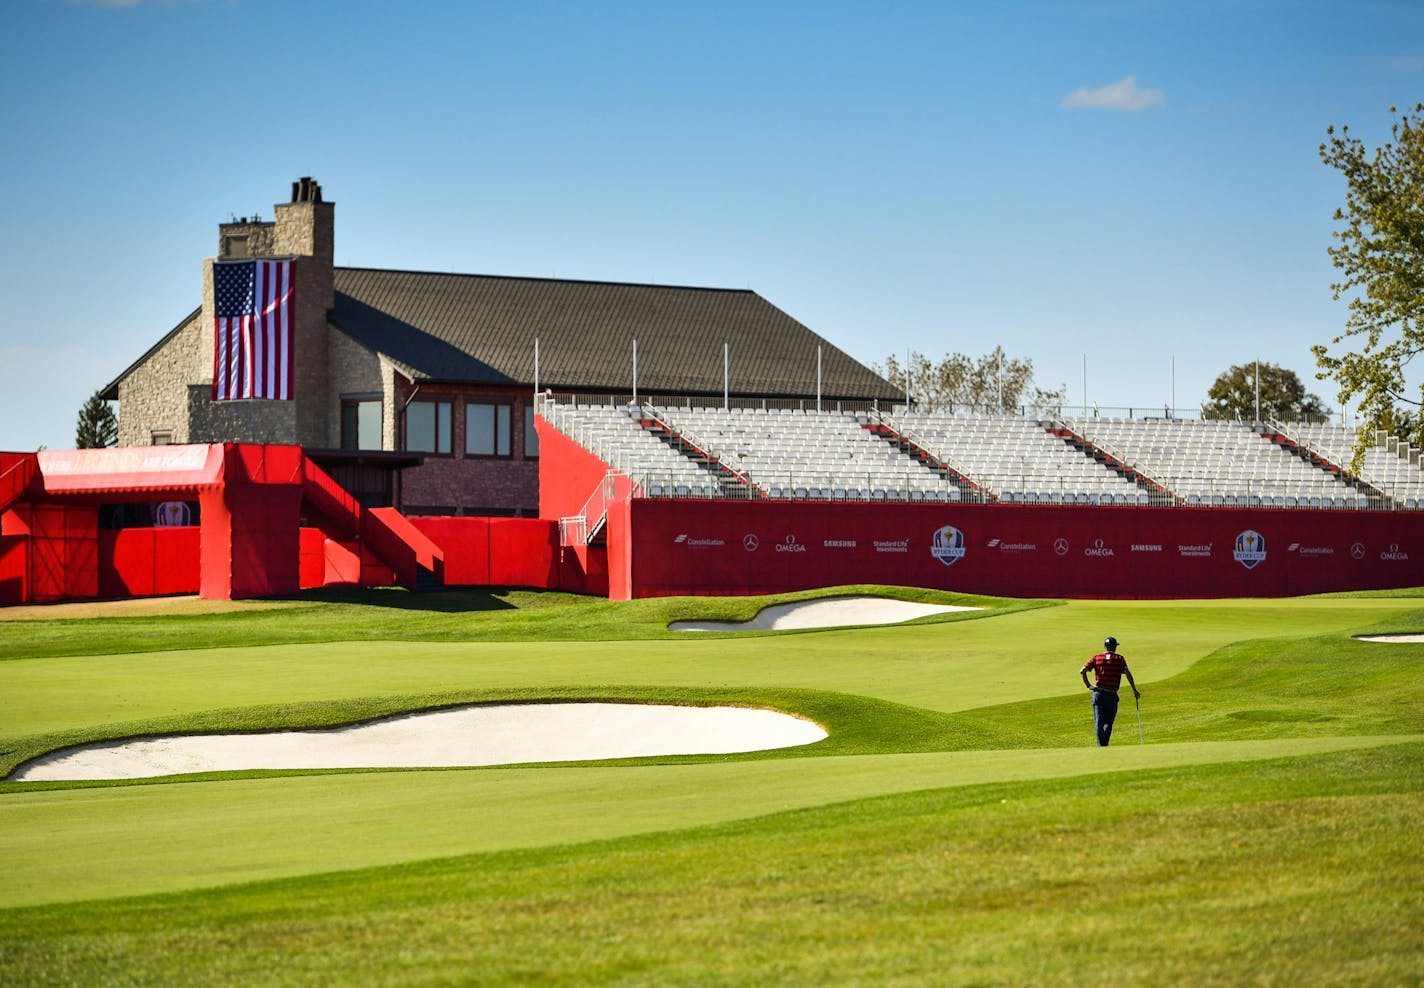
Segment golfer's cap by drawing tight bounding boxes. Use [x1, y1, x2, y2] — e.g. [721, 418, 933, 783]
[1104, 636, 1118, 649]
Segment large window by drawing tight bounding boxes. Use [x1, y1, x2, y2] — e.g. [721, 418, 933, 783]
[341, 398, 383, 450]
[466, 402, 512, 457]
[524, 405, 539, 458]
[406, 399, 452, 454]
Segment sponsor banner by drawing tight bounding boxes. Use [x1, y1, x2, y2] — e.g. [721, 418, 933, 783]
[930, 525, 965, 566]
[1233, 529, 1267, 570]
[1287, 542, 1335, 558]
[618, 500, 1424, 600]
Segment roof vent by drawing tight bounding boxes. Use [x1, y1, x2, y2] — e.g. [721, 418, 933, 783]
[291, 177, 323, 203]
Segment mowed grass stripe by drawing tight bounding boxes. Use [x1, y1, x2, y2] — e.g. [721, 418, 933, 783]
[3, 595, 1416, 739]
[1, 735, 1413, 909]
[1, 744, 1420, 987]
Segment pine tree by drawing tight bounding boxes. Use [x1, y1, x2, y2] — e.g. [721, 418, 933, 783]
[75, 390, 118, 449]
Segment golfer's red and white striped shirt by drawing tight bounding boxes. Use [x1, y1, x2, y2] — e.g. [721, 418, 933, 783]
[1082, 651, 1128, 692]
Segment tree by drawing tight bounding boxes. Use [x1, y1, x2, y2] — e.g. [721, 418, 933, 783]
[1201, 362, 1332, 422]
[873, 347, 1066, 414]
[75, 390, 118, 449]
[1314, 103, 1424, 465]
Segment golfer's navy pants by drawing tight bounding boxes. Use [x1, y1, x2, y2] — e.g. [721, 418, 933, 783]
[1092, 689, 1119, 746]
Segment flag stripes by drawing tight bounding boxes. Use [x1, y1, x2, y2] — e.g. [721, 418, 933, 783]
[213, 259, 295, 401]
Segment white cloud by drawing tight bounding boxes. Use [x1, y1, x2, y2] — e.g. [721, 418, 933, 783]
[1062, 75, 1164, 112]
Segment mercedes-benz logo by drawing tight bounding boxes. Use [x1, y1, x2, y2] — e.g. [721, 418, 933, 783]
[1350, 542, 1365, 560]
[1053, 538, 1070, 556]
[743, 533, 760, 552]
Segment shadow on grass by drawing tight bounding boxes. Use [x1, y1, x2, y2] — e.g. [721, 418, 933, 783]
[275, 586, 521, 613]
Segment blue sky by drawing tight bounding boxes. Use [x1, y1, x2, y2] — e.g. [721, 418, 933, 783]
[1, 0, 1420, 451]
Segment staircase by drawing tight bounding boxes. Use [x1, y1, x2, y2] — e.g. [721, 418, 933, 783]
[632, 404, 760, 498]
[861, 413, 987, 502]
[1049, 420, 1176, 502]
[0, 454, 38, 515]
[300, 459, 440, 589]
[1263, 422, 1390, 507]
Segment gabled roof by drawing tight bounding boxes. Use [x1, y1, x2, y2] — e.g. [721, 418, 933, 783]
[331, 268, 896, 399]
[100, 307, 202, 400]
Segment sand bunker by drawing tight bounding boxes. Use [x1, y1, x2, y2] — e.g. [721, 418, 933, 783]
[1356, 634, 1424, 643]
[670, 595, 978, 632]
[10, 703, 828, 782]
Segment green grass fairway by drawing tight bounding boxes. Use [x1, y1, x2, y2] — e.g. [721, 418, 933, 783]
[1, 586, 1421, 986]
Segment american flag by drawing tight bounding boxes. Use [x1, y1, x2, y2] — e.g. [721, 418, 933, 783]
[213, 259, 295, 400]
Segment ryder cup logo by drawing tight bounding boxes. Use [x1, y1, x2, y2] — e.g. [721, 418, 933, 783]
[931, 525, 966, 566]
[1233, 529, 1267, 570]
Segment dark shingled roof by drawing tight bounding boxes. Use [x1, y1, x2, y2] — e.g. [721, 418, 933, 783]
[331, 268, 896, 400]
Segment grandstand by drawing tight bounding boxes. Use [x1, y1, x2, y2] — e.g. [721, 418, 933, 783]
[1065, 417, 1367, 508]
[1279, 421, 1424, 510]
[538, 397, 1422, 511]
[889, 411, 1146, 505]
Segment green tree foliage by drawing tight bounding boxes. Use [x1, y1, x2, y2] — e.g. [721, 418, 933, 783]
[1201, 362, 1332, 422]
[1314, 103, 1424, 464]
[873, 347, 1066, 414]
[75, 390, 118, 449]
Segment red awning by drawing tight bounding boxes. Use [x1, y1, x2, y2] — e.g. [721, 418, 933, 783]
[37, 444, 225, 496]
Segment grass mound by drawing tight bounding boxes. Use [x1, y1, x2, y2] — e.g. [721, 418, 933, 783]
[0, 585, 1420, 985]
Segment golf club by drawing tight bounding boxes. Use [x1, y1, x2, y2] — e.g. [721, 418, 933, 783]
[1135, 693, 1144, 743]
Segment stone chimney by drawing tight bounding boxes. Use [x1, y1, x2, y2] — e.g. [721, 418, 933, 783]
[274, 178, 335, 446]
[197, 178, 337, 447]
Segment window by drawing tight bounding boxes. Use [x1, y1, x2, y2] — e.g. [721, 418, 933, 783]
[524, 405, 539, 458]
[406, 399, 452, 454]
[466, 402, 512, 457]
[341, 398, 383, 450]
[151, 431, 173, 446]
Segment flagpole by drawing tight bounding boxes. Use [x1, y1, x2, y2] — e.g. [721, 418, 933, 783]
[817, 345, 822, 412]
[724, 342, 729, 410]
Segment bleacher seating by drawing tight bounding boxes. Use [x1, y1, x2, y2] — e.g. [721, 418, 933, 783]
[540, 402, 720, 496]
[538, 398, 1419, 510]
[892, 412, 1145, 503]
[1068, 418, 1364, 507]
[1286, 422, 1424, 507]
[655, 407, 958, 501]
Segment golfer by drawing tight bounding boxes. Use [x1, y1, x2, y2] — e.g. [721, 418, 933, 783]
[1079, 636, 1140, 746]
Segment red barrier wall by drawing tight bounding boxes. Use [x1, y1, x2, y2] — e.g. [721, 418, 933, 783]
[300, 528, 326, 589]
[199, 484, 303, 600]
[15, 504, 99, 602]
[98, 528, 201, 598]
[536, 418, 621, 522]
[490, 518, 560, 588]
[409, 517, 560, 589]
[620, 499, 1424, 599]
[411, 517, 490, 585]
[0, 533, 25, 604]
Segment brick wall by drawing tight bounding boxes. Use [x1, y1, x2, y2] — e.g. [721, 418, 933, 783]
[392, 379, 541, 515]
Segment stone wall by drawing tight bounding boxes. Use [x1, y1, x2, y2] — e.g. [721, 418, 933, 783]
[187, 386, 297, 443]
[116, 311, 204, 446]
[328, 327, 386, 448]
